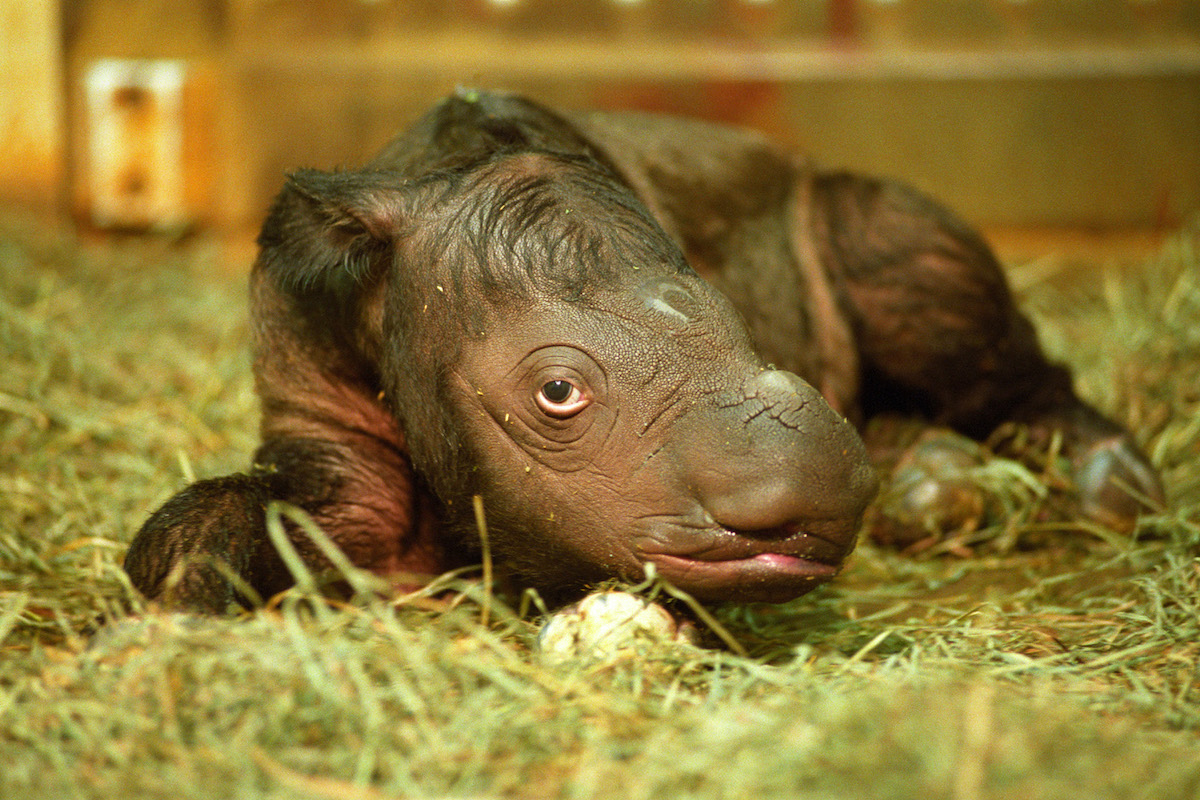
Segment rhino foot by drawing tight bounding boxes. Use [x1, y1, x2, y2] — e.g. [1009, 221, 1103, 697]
[1073, 435, 1165, 532]
[864, 427, 996, 552]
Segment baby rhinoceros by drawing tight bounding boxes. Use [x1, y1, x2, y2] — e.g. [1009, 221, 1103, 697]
[125, 90, 1162, 613]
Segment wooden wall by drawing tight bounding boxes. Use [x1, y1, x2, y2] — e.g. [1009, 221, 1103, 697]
[0, 0, 65, 212]
[4, 0, 1199, 235]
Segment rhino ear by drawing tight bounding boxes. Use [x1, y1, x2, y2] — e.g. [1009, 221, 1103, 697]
[257, 168, 410, 295]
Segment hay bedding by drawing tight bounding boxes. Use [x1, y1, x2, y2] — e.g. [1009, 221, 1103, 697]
[1, 217, 1198, 800]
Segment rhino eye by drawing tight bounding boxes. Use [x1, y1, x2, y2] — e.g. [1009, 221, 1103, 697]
[536, 379, 587, 418]
[542, 380, 572, 402]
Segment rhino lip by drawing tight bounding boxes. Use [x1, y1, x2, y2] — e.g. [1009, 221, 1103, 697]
[636, 522, 852, 602]
[644, 522, 847, 564]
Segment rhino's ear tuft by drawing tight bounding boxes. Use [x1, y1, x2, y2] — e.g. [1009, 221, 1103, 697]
[257, 168, 409, 295]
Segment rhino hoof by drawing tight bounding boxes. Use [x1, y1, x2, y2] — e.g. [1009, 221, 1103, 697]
[1074, 436, 1165, 531]
[867, 430, 991, 549]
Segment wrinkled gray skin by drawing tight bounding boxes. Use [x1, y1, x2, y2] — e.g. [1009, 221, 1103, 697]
[124, 90, 1162, 613]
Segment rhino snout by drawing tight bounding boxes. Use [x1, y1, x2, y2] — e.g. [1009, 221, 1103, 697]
[635, 368, 876, 602]
[680, 368, 878, 544]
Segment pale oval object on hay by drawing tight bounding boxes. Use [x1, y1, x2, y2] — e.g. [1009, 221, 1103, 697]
[536, 591, 696, 663]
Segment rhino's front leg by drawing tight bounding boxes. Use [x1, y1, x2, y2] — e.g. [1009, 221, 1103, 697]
[124, 473, 285, 612]
[125, 434, 442, 612]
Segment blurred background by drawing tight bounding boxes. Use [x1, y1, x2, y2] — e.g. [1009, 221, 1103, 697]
[2, 0, 1198, 263]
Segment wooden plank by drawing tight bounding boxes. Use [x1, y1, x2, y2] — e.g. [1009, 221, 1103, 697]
[229, 34, 1200, 83]
[0, 0, 65, 210]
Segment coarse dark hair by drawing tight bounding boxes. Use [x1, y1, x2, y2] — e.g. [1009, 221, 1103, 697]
[405, 149, 691, 316]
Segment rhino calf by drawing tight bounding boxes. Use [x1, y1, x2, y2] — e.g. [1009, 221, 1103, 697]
[125, 90, 1161, 612]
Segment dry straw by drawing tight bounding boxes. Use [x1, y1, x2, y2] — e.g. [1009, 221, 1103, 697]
[2, 217, 1199, 799]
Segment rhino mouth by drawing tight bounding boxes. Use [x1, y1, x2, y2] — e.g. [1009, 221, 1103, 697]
[636, 522, 854, 603]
